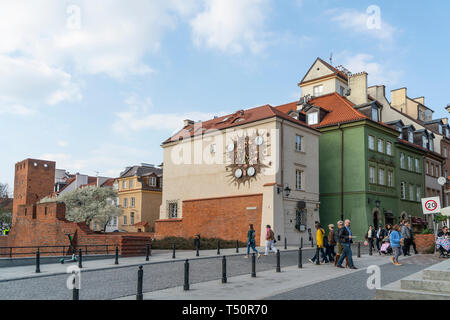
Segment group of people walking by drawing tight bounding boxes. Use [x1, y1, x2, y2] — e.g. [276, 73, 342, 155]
[308, 220, 357, 269]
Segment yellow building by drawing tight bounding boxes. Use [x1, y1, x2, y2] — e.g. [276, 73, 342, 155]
[118, 164, 162, 232]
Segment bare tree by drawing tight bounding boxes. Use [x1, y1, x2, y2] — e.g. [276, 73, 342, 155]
[0, 183, 9, 198]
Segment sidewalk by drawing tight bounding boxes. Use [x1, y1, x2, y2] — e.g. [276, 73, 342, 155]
[117, 254, 389, 300]
[0, 246, 307, 282]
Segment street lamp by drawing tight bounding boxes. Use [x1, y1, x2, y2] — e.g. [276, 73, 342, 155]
[375, 200, 381, 208]
[284, 186, 291, 197]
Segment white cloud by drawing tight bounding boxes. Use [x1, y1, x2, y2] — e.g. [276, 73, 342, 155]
[113, 95, 224, 134]
[337, 53, 402, 86]
[190, 0, 271, 54]
[327, 7, 397, 41]
[57, 140, 68, 148]
[0, 1, 200, 115]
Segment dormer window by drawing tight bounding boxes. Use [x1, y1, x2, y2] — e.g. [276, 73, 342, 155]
[422, 136, 428, 149]
[313, 85, 323, 97]
[408, 132, 413, 143]
[307, 112, 318, 125]
[446, 128, 450, 139]
[439, 125, 443, 135]
[371, 106, 379, 122]
[429, 138, 434, 151]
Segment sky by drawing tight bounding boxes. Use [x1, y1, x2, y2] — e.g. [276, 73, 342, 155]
[1, 0, 450, 195]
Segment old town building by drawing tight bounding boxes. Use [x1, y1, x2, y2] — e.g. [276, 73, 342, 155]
[117, 164, 162, 232]
[155, 105, 321, 246]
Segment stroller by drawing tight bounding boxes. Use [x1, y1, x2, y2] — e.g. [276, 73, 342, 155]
[380, 237, 392, 255]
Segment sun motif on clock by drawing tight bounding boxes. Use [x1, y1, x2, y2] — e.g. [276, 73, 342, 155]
[225, 130, 269, 187]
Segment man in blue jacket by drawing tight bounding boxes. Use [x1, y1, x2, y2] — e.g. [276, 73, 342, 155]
[336, 219, 357, 269]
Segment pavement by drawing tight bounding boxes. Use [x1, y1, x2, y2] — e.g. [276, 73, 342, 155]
[117, 254, 442, 300]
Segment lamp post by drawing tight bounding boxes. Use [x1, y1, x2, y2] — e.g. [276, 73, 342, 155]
[284, 186, 291, 198]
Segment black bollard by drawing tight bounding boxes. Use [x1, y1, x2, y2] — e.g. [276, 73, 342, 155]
[115, 247, 119, 265]
[276, 250, 281, 272]
[301, 237, 303, 249]
[35, 249, 40, 274]
[298, 247, 302, 269]
[357, 242, 361, 258]
[78, 249, 83, 269]
[315, 246, 320, 265]
[196, 241, 200, 257]
[72, 275, 79, 301]
[284, 237, 287, 250]
[136, 266, 143, 300]
[369, 241, 373, 256]
[184, 260, 190, 291]
[251, 253, 256, 278]
[222, 256, 227, 284]
[146, 244, 150, 261]
[236, 240, 239, 253]
[172, 244, 176, 259]
[217, 240, 221, 255]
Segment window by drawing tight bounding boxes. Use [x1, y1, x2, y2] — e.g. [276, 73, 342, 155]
[415, 158, 420, 173]
[313, 85, 323, 97]
[307, 112, 318, 125]
[295, 135, 303, 152]
[387, 171, 393, 187]
[446, 128, 450, 139]
[400, 153, 405, 169]
[130, 212, 135, 225]
[149, 177, 157, 187]
[386, 142, 392, 156]
[369, 166, 376, 184]
[377, 139, 384, 153]
[444, 147, 448, 158]
[368, 136, 375, 150]
[296, 170, 304, 190]
[123, 215, 127, 225]
[129, 180, 133, 189]
[169, 202, 178, 218]
[416, 186, 421, 202]
[422, 136, 428, 149]
[409, 185, 414, 201]
[408, 156, 412, 171]
[400, 182, 406, 200]
[430, 138, 434, 151]
[122, 181, 127, 189]
[123, 198, 128, 208]
[339, 86, 345, 96]
[408, 131, 414, 143]
[372, 107, 379, 122]
[378, 168, 385, 185]
[131, 197, 135, 208]
[426, 162, 429, 175]
[439, 125, 443, 135]
[210, 144, 216, 154]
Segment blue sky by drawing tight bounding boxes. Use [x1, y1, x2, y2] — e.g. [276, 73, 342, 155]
[1, 0, 450, 194]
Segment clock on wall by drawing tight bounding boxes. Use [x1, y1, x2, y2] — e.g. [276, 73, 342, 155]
[226, 131, 268, 187]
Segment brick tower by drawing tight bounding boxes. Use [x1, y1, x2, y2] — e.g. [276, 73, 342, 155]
[13, 159, 55, 217]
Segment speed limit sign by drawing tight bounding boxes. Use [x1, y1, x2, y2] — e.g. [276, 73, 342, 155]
[421, 197, 441, 215]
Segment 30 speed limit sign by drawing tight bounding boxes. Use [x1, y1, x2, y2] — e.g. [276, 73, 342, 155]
[421, 197, 441, 215]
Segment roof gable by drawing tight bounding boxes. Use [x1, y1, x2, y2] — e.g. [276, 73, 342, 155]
[300, 58, 349, 84]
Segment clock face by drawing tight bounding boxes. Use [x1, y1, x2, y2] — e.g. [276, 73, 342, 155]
[255, 136, 264, 146]
[247, 166, 256, 177]
[227, 143, 235, 152]
[234, 168, 243, 179]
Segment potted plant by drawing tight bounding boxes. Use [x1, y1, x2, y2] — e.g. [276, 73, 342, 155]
[414, 229, 435, 254]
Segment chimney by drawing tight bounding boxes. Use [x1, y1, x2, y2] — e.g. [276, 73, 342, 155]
[391, 88, 407, 113]
[446, 104, 450, 114]
[347, 72, 368, 105]
[413, 97, 425, 105]
[184, 119, 194, 127]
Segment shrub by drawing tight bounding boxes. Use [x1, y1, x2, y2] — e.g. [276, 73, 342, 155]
[421, 228, 434, 235]
[151, 237, 246, 250]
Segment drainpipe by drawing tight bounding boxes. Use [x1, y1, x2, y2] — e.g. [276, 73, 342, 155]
[339, 123, 344, 221]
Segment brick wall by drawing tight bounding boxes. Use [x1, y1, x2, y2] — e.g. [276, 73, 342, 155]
[155, 194, 263, 243]
[4, 202, 152, 257]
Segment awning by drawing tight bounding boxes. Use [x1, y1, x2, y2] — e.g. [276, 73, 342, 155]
[440, 207, 450, 217]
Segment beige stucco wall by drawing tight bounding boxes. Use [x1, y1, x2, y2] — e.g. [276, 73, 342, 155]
[160, 117, 320, 245]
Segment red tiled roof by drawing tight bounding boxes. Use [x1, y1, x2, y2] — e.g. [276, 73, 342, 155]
[133, 221, 149, 227]
[164, 104, 319, 144]
[101, 178, 116, 187]
[275, 93, 367, 128]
